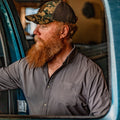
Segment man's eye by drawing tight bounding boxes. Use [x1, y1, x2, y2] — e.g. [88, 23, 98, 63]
[41, 25, 47, 28]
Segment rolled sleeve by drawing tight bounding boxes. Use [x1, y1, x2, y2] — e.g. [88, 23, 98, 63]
[0, 60, 21, 91]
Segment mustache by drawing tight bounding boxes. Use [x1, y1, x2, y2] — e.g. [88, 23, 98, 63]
[34, 35, 44, 43]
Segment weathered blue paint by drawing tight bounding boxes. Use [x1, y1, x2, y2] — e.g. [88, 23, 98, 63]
[3, 0, 25, 58]
[0, 0, 26, 63]
[0, 0, 19, 62]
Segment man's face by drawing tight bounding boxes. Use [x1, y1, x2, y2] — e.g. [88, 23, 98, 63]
[26, 22, 64, 68]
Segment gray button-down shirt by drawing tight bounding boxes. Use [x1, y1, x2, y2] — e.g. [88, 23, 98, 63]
[0, 47, 110, 116]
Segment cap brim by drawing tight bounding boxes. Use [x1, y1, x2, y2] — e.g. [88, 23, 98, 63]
[25, 14, 53, 25]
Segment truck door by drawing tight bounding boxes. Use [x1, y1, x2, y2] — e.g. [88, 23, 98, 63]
[0, 0, 29, 114]
[0, 18, 16, 114]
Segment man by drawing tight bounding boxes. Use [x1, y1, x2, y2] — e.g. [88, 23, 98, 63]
[0, 0, 110, 116]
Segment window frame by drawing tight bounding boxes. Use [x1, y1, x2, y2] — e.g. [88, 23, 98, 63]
[1, 0, 120, 119]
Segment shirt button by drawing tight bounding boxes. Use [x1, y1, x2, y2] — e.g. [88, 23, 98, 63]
[44, 104, 47, 107]
[47, 85, 50, 88]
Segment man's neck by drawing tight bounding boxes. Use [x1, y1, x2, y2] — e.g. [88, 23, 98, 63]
[48, 43, 72, 77]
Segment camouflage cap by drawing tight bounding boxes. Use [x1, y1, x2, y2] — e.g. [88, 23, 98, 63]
[25, 0, 77, 24]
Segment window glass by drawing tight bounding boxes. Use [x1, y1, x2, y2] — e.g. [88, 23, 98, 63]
[13, 0, 43, 48]
[25, 8, 39, 35]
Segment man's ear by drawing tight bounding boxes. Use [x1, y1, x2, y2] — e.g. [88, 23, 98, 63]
[60, 25, 69, 39]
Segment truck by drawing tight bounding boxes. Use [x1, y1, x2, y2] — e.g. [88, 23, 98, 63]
[0, 0, 120, 119]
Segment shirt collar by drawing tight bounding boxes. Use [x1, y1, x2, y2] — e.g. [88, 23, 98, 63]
[42, 46, 78, 79]
[63, 46, 78, 65]
[43, 46, 78, 70]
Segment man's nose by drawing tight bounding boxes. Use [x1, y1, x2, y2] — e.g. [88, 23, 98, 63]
[33, 25, 40, 35]
[33, 29, 36, 34]
[33, 28, 38, 35]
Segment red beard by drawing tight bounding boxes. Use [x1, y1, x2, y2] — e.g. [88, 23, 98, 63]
[26, 36, 64, 68]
